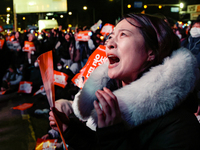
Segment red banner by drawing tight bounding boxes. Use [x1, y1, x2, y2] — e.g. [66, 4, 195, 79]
[72, 45, 107, 89]
[100, 23, 115, 36]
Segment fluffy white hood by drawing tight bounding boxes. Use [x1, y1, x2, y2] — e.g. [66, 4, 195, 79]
[72, 47, 199, 130]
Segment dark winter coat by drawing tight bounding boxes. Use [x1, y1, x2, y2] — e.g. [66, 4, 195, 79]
[62, 47, 200, 149]
[181, 36, 200, 68]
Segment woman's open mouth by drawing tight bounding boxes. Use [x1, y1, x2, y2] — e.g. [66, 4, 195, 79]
[108, 55, 120, 65]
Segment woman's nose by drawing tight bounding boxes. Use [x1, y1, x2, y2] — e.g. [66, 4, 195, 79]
[106, 38, 117, 49]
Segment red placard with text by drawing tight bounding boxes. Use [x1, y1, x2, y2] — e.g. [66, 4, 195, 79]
[23, 41, 36, 52]
[77, 30, 91, 41]
[54, 70, 68, 88]
[35, 138, 57, 150]
[100, 23, 115, 36]
[72, 45, 107, 89]
[18, 81, 33, 94]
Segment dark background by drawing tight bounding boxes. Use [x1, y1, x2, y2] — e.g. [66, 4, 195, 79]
[0, 0, 200, 30]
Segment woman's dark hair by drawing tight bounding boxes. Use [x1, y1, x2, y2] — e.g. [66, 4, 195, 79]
[119, 13, 180, 68]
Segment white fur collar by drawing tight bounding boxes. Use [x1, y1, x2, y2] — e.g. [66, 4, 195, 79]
[72, 47, 199, 130]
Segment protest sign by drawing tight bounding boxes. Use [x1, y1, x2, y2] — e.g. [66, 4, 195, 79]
[35, 138, 57, 150]
[13, 103, 33, 111]
[23, 41, 36, 52]
[77, 30, 92, 41]
[10, 35, 15, 42]
[53, 70, 68, 88]
[18, 81, 33, 94]
[72, 45, 107, 89]
[12, 41, 21, 51]
[34, 85, 45, 96]
[90, 20, 102, 32]
[100, 23, 115, 36]
[0, 90, 6, 95]
[37, 50, 68, 150]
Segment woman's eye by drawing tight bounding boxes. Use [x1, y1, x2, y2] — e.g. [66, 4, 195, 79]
[108, 35, 112, 39]
[121, 32, 126, 36]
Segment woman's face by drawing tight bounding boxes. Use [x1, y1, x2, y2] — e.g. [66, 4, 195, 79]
[106, 18, 149, 85]
[28, 34, 34, 41]
[65, 34, 70, 40]
[192, 22, 200, 28]
[15, 32, 19, 39]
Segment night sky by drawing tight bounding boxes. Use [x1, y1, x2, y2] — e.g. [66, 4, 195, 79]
[0, 0, 200, 29]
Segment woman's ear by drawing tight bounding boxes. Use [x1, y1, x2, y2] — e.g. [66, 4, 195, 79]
[147, 50, 155, 61]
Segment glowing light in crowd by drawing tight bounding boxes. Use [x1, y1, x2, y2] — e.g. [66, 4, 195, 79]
[68, 12, 72, 15]
[180, 3, 184, 8]
[144, 5, 147, 9]
[6, 7, 11, 12]
[23, 17, 26, 20]
[60, 15, 63, 18]
[127, 4, 131, 8]
[88, 32, 92, 36]
[158, 5, 162, 9]
[83, 6, 87, 10]
[100, 36, 104, 40]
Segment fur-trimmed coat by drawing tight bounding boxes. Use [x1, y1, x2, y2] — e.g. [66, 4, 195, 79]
[72, 47, 200, 130]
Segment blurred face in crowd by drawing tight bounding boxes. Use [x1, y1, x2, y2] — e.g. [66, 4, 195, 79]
[8, 67, 14, 73]
[192, 22, 200, 28]
[190, 22, 200, 38]
[15, 32, 19, 39]
[106, 18, 152, 86]
[65, 34, 70, 41]
[28, 34, 34, 41]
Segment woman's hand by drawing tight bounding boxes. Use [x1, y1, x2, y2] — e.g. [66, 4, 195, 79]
[49, 107, 70, 133]
[94, 87, 122, 128]
[41, 134, 50, 140]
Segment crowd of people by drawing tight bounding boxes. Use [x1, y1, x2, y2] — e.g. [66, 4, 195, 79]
[1, 13, 200, 150]
[0, 25, 105, 97]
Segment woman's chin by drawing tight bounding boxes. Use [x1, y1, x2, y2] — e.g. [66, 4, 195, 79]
[108, 70, 119, 80]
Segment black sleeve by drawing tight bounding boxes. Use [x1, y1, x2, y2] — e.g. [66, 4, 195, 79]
[63, 114, 97, 150]
[96, 123, 134, 150]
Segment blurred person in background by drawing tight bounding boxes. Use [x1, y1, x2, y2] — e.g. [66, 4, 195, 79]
[1, 64, 23, 94]
[181, 19, 200, 68]
[22, 33, 41, 81]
